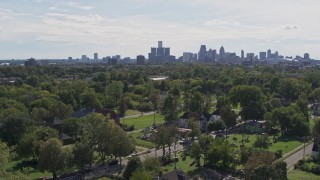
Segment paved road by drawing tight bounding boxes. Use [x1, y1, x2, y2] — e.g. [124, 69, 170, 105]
[284, 143, 313, 170]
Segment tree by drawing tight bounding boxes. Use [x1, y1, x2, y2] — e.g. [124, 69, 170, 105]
[106, 81, 124, 105]
[160, 94, 179, 123]
[38, 138, 64, 179]
[130, 170, 152, 180]
[199, 134, 213, 164]
[229, 85, 263, 107]
[278, 78, 310, 101]
[49, 101, 73, 121]
[265, 105, 309, 137]
[142, 156, 160, 177]
[31, 107, 49, 126]
[219, 106, 237, 127]
[118, 95, 127, 120]
[244, 151, 275, 179]
[150, 90, 160, 125]
[190, 142, 202, 166]
[0, 112, 31, 145]
[17, 126, 59, 159]
[0, 141, 10, 176]
[73, 142, 93, 170]
[207, 120, 226, 132]
[80, 90, 102, 110]
[216, 96, 230, 109]
[82, 113, 114, 162]
[206, 139, 234, 168]
[153, 126, 167, 157]
[123, 157, 142, 180]
[186, 92, 205, 113]
[253, 135, 270, 149]
[153, 126, 176, 157]
[188, 118, 201, 140]
[229, 85, 265, 120]
[111, 126, 135, 168]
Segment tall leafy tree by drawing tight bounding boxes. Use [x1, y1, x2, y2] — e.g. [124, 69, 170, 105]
[160, 94, 179, 123]
[38, 138, 65, 179]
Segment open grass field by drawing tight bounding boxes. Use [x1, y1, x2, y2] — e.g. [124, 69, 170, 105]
[122, 113, 165, 130]
[288, 169, 320, 180]
[227, 134, 303, 154]
[163, 153, 202, 177]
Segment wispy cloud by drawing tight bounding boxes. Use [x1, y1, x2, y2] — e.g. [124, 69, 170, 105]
[0, 0, 320, 59]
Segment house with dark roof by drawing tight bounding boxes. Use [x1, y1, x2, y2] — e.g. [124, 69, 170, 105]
[72, 108, 120, 125]
[177, 110, 221, 132]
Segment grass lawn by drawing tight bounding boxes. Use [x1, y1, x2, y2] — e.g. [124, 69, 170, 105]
[7, 158, 53, 180]
[163, 153, 202, 177]
[129, 131, 154, 148]
[122, 113, 164, 130]
[288, 169, 320, 180]
[227, 134, 303, 154]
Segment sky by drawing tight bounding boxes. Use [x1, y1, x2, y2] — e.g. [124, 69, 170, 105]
[0, 0, 319, 59]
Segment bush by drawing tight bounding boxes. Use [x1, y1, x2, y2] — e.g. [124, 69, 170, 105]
[275, 150, 283, 159]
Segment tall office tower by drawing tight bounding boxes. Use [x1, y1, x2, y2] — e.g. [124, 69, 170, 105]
[94, 53, 98, 60]
[81, 55, 87, 61]
[151, 48, 157, 54]
[304, 53, 310, 59]
[208, 49, 216, 62]
[183, 52, 193, 62]
[198, 45, 207, 60]
[241, 50, 244, 59]
[164, 48, 170, 56]
[137, 55, 145, 65]
[259, 52, 267, 61]
[274, 51, 279, 58]
[193, 53, 198, 61]
[148, 41, 175, 63]
[219, 46, 225, 62]
[246, 53, 255, 61]
[267, 49, 272, 59]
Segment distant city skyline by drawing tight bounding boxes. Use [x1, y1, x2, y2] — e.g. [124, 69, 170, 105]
[0, 0, 319, 59]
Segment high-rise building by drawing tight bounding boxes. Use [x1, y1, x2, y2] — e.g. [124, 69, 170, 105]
[207, 49, 216, 62]
[241, 50, 244, 59]
[94, 53, 98, 60]
[148, 41, 175, 63]
[108, 58, 117, 65]
[304, 53, 310, 59]
[198, 45, 207, 61]
[267, 49, 272, 59]
[112, 55, 121, 61]
[137, 55, 145, 65]
[219, 46, 225, 62]
[183, 52, 193, 63]
[246, 53, 255, 61]
[259, 52, 267, 61]
[81, 55, 88, 61]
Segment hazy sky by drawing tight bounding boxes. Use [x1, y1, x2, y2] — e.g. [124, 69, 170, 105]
[0, 0, 319, 59]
